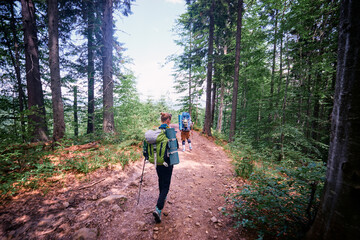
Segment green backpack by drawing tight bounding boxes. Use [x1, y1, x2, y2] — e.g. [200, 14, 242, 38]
[144, 129, 169, 166]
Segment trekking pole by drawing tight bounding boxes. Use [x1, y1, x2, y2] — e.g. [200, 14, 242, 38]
[137, 158, 146, 205]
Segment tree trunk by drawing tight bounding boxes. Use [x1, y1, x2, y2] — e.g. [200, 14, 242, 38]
[216, 45, 227, 134]
[211, 83, 217, 128]
[102, 0, 115, 133]
[311, 73, 321, 141]
[280, 35, 291, 161]
[12, 7, 26, 142]
[240, 73, 247, 132]
[202, 0, 215, 136]
[256, 91, 262, 141]
[276, 26, 283, 110]
[306, 1, 360, 239]
[48, 0, 65, 142]
[305, 71, 312, 139]
[276, 2, 287, 111]
[216, 80, 225, 133]
[73, 86, 78, 137]
[2, 2, 26, 141]
[87, 0, 95, 134]
[270, 9, 278, 115]
[229, 0, 243, 142]
[296, 34, 303, 126]
[21, 0, 48, 142]
[188, 64, 192, 117]
[188, 28, 192, 117]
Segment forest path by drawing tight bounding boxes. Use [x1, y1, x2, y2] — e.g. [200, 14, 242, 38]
[0, 124, 246, 240]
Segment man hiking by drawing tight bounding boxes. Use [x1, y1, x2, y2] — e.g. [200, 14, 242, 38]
[179, 112, 193, 152]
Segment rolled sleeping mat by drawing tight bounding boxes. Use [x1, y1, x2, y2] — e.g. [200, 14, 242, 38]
[165, 128, 179, 165]
[178, 115, 183, 131]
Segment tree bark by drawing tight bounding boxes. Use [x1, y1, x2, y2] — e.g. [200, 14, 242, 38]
[311, 73, 321, 141]
[48, 0, 65, 142]
[270, 9, 278, 115]
[12, 6, 26, 141]
[2, 1, 26, 141]
[275, 25, 283, 108]
[188, 63, 192, 117]
[216, 80, 225, 133]
[87, 0, 95, 134]
[102, 0, 115, 133]
[280, 35, 291, 161]
[216, 45, 227, 134]
[211, 82, 217, 128]
[73, 86, 78, 137]
[305, 70, 312, 139]
[21, 0, 48, 142]
[202, 0, 215, 136]
[229, 0, 243, 142]
[188, 27, 192, 117]
[306, 1, 360, 239]
[240, 73, 247, 132]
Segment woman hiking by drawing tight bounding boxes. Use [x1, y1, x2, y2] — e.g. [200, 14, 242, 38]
[143, 112, 175, 223]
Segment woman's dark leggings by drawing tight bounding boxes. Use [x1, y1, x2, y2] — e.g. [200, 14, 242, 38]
[156, 164, 173, 210]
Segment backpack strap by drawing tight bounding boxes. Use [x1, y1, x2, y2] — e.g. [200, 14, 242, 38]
[152, 143, 157, 167]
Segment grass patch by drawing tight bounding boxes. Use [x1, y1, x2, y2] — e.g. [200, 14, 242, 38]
[0, 138, 142, 201]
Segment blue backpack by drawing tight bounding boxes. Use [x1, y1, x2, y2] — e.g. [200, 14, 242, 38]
[178, 112, 192, 131]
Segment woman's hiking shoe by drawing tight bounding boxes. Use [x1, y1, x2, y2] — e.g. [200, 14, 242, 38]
[153, 206, 162, 223]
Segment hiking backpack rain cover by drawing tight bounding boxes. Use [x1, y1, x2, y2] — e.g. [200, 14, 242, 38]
[178, 112, 192, 131]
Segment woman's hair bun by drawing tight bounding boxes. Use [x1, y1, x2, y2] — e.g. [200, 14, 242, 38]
[160, 112, 171, 122]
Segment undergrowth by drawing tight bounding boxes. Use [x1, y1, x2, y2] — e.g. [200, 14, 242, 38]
[213, 134, 326, 239]
[0, 136, 142, 201]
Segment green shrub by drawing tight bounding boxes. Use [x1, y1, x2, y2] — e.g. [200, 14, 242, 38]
[227, 160, 326, 239]
[234, 156, 254, 179]
[228, 137, 256, 179]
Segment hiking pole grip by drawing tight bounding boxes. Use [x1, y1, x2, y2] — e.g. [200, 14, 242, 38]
[137, 158, 146, 205]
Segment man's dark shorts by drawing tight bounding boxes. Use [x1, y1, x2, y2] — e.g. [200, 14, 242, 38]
[181, 131, 190, 141]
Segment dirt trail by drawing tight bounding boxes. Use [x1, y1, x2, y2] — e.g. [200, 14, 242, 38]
[0, 124, 246, 240]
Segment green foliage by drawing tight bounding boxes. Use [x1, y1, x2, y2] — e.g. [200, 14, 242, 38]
[113, 74, 175, 144]
[0, 145, 57, 198]
[217, 127, 327, 239]
[227, 137, 257, 179]
[170, 10, 208, 113]
[61, 155, 91, 173]
[217, 0, 336, 231]
[234, 156, 254, 180]
[0, 140, 143, 199]
[190, 106, 205, 130]
[228, 155, 326, 239]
